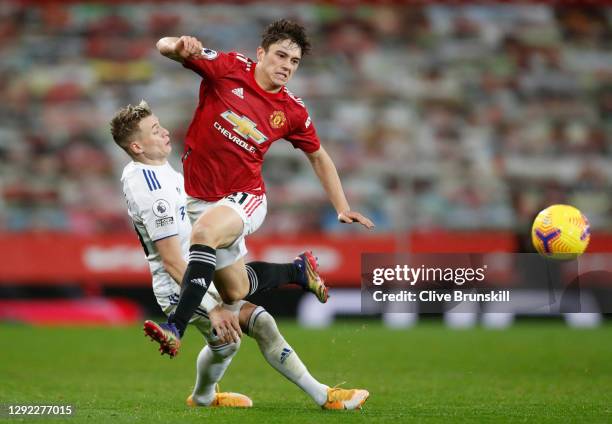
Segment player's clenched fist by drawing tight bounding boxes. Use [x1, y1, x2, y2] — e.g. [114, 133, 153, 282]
[175, 36, 204, 60]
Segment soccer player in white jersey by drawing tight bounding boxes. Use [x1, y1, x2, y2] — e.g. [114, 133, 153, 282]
[110, 101, 370, 410]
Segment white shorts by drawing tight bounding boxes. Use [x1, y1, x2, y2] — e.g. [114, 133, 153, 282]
[186, 192, 267, 269]
[156, 289, 245, 344]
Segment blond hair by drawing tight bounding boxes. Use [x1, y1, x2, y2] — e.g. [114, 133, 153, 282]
[110, 100, 152, 152]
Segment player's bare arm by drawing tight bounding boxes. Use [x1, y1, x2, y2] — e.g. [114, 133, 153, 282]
[306, 147, 375, 230]
[157, 35, 203, 63]
[154, 236, 187, 286]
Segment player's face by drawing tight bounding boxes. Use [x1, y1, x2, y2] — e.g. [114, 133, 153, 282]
[133, 115, 171, 164]
[256, 39, 302, 91]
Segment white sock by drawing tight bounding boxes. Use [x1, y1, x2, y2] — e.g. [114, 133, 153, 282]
[248, 307, 329, 406]
[296, 372, 329, 406]
[191, 341, 240, 406]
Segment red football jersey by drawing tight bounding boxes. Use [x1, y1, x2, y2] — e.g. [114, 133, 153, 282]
[181, 49, 321, 201]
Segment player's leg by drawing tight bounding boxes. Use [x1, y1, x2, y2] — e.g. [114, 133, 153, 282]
[146, 234, 327, 354]
[214, 231, 328, 304]
[169, 296, 251, 407]
[214, 253, 328, 304]
[237, 303, 327, 405]
[213, 257, 250, 303]
[242, 252, 327, 303]
[171, 192, 327, 339]
[188, 341, 246, 407]
[189, 340, 253, 407]
[214, 255, 302, 301]
[169, 205, 243, 336]
[235, 192, 327, 302]
[238, 303, 369, 409]
[187, 192, 328, 302]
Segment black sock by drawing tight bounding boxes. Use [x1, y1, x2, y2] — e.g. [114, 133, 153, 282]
[245, 262, 300, 296]
[169, 244, 216, 337]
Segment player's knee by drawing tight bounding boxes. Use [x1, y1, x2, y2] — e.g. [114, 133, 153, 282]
[218, 285, 248, 304]
[238, 302, 257, 331]
[191, 221, 220, 247]
[209, 339, 240, 359]
[245, 306, 278, 341]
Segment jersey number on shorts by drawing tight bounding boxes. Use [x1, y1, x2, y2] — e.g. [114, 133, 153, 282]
[228, 192, 248, 204]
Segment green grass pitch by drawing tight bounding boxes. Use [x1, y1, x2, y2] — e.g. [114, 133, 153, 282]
[2, 320, 611, 423]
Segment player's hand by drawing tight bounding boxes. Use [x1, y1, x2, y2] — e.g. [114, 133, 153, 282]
[175, 36, 203, 60]
[338, 210, 375, 230]
[209, 305, 242, 344]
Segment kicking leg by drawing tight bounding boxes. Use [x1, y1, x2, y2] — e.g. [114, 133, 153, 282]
[215, 253, 329, 304]
[215, 257, 303, 302]
[245, 251, 328, 302]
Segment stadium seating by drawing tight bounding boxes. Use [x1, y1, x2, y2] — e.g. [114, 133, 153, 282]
[0, 3, 610, 235]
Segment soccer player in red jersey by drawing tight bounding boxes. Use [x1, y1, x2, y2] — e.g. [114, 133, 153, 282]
[150, 20, 374, 350]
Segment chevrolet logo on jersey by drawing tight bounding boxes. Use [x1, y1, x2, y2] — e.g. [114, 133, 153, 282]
[221, 110, 268, 145]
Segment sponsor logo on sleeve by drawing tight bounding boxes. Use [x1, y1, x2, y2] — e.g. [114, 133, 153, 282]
[201, 48, 218, 60]
[155, 216, 175, 228]
[152, 199, 171, 217]
[305, 116, 311, 128]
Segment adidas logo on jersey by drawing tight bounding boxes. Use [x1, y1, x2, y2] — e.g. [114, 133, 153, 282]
[190, 278, 208, 288]
[232, 87, 244, 99]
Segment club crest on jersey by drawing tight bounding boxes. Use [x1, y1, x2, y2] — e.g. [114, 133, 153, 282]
[152, 199, 171, 217]
[200, 48, 218, 60]
[220, 110, 268, 144]
[269, 110, 286, 129]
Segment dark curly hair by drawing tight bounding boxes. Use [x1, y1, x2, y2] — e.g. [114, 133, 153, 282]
[261, 19, 311, 56]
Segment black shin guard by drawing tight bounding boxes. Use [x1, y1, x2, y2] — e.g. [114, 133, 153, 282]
[169, 244, 216, 337]
[245, 262, 300, 296]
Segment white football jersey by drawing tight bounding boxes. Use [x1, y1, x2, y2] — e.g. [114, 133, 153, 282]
[121, 161, 220, 306]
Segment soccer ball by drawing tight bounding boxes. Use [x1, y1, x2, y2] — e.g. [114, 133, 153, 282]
[531, 204, 591, 260]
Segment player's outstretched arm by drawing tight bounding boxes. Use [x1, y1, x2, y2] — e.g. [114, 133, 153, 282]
[156, 35, 203, 63]
[306, 147, 375, 230]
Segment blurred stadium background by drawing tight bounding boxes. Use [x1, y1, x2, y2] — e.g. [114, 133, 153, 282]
[1, 0, 611, 327]
[2, 2, 612, 421]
